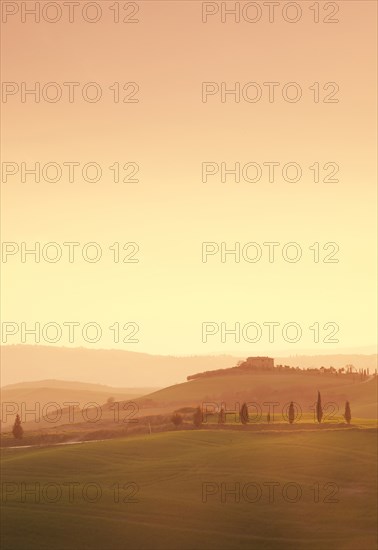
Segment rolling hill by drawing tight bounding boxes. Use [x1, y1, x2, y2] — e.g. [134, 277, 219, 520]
[3, 372, 376, 436]
[0, 380, 157, 428]
[1, 429, 377, 550]
[135, 372, 378, 419]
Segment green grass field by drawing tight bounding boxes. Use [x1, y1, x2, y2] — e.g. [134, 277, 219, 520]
[1, 429, 377, 550]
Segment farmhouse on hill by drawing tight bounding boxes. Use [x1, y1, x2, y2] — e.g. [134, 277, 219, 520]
[187, 356, 275, 381]
[240, 356, 274, 370]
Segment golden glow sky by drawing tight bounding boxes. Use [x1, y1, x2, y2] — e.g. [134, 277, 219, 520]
[1, 1, 377, 355]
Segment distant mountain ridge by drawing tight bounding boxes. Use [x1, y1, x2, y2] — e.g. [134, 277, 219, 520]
[1, 345, 376, 387]
[2, 379, 157, 393]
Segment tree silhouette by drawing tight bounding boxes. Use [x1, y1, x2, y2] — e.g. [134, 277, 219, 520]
[288, 402, 295, 424]
[193, 406, 202, 428]
[344, 401, 351, 425]
[12, 414, 23, 439]
[106, 396, 115, 406]
[240, 403, 249, 425]
[171, 412, 183, 428]
[316, 391, 323, 423]
[218, 407, 226, 424]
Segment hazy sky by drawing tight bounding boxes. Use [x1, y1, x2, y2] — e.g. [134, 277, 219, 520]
[1, 1, 377, 356]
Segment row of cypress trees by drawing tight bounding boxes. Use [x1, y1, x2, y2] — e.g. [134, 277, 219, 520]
[12, 392, 353, 438]
[188, 391, 352, 427]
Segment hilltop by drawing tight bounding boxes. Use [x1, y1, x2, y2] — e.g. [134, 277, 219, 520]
[138, 371, 377, 418]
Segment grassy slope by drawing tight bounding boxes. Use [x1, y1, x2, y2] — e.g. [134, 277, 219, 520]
[1, 429, 377, 550]
[3, 374, 378, 438]
[139, 374, 377, 418]
[2, 374, 375, 434]
[1, 385, 155, 429]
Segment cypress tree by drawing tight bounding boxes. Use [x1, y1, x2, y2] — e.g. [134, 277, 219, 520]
[193, 406, 202, 428]
[12, 414, 23, 439]
[316, 391, 323, 423]
[240, 403, 249, 425]
[288, 402, 295, 424]
[344, 401, 351, 425]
